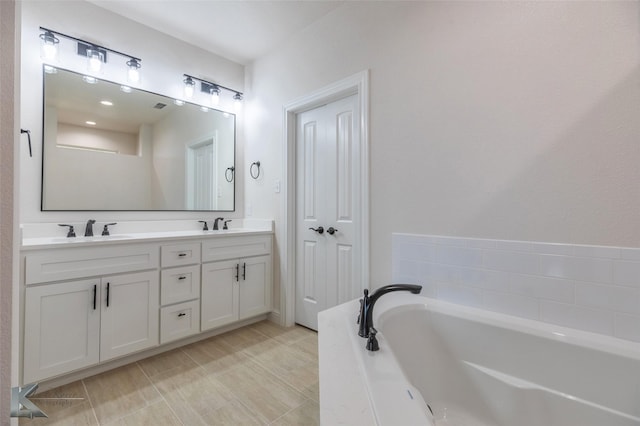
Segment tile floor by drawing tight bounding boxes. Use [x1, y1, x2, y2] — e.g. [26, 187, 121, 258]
[21, 321, 319, 425]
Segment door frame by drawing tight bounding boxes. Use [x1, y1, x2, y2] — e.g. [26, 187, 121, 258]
[185, 133, 217, 210]
[281, 70, 370, 327]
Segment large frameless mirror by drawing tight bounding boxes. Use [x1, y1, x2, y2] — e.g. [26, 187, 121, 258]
[41, 66, 236, 211]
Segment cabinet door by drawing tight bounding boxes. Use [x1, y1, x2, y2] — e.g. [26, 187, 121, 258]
[201, 259, 239, 331]
[100, 271, 159, 361]
[24, 279, 100, 383]
[239, 255, 272, 320]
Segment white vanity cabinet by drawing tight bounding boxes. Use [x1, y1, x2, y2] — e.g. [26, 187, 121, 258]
[201, 236, 272, 331]
[21, 228, 273, 385]
[23, 270, 159, 384]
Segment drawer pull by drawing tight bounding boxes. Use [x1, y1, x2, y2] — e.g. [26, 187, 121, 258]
[178, 276, 187, 280]
[178, 253, 187, 257]
[178, 312, 186, 317]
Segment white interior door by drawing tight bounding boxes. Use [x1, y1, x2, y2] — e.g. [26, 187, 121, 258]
[193, 142, 214, 210]
[295, 94, 360, 330]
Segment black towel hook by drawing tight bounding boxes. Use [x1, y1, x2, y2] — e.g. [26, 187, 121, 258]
[250, 161, 261, 179]
[20, 129, 32, 157]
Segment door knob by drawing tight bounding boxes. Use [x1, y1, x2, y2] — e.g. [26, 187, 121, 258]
[327, 227, 338, 235]
[309, 226, 324, 234]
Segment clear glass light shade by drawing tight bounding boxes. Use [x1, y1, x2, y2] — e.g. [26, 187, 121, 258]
[40, 31, 59, 61]
[211, 89, 220, 106]
[127, 59, 141, 84]
[184, 78, 195, 98]
[233, 93, 243, 111]
[87, 49, 104, 73]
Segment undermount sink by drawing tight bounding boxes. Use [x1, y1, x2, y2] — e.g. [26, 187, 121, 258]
[24, 235, 136, 245]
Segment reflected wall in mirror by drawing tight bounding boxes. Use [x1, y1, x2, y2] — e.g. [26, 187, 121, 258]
[42, 67, 235, 211]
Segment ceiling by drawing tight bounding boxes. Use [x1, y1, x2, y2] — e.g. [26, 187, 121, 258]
[88, 0, 344, 65]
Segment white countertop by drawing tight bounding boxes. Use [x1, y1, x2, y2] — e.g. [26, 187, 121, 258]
[21, 228, 272, 250]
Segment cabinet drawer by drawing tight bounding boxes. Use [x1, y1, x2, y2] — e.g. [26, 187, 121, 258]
[160, 300, 200, 344]
[160, 265, 200, 306]
[25, 244, 159, 285]
[202, 235, 272, 263]
[161, 242, 201, 267]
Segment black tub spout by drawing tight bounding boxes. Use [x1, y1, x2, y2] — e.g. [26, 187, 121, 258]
[356, 284, 422, 351]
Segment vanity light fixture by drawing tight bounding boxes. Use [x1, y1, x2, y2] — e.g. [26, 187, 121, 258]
[39, 28, 142, 84]
[86, 47, 104, 73]
[183, 74, 243, 110]
[234, 92, 243, 111]
[183, 76, 195, 98]
[127, 58, 141, 83]
[39, 29, 59, 61]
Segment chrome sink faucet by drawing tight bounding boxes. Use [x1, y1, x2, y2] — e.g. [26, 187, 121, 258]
[84, 219, 96, 237]
[357, 284, 422, 351]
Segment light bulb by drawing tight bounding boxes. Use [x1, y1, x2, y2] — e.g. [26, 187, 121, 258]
[87, 49, 103, 73]
[233, 93, 243, 111]
[40, 30, 59, 61]
[210, 87, 220, 106]
[126, 58, 141, 84]
[183, 77, 195, 98]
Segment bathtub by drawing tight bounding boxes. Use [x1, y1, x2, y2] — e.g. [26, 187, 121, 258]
[318, 294, 640, 426]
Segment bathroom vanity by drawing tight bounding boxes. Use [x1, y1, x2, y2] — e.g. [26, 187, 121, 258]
[20, 227, 272, 385]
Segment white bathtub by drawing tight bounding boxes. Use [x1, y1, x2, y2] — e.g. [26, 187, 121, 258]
[319, 294, 640, 426]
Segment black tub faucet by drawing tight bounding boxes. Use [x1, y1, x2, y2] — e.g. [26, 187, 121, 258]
[84, 219, 96, 237]
[213, 217, 224, 230]
[357, 284, 422, 351]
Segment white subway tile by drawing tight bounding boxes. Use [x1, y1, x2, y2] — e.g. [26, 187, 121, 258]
[483, 250, 539, 275]
[574, 282, 640, 315]
[614, 313, 640, 343]
[430, 264, 459, 284]
[620, 248, 640, 261]
[436, 245, 483, 267]
[539, 255, 612, 284]
[494, 240, 534, 252]
[418, 282, 438, 298]
[436, 283, 483, 308]
[394, 242, 436, 262]
[539, 301, 613, 336]
[572, 245, 621, 259]
[434, 236, 466, 247]
[392, 259, 419, 283]
[482, 291, 539, 320]
[466, 239, 497, 249]
[530, 242, 573, 256]
[459, 268, 510, 292]
[509, 274, 574, 303]
[613, 261, 640, 288]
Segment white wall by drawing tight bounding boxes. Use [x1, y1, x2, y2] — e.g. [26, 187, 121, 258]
[245, 1, 640, 297]
[20, 0, 244, 223]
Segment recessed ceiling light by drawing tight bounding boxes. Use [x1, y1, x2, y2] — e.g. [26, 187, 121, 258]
[100, 100, 113, 106]
[85, 121, 96, 126]
[120, 85, 132, 93]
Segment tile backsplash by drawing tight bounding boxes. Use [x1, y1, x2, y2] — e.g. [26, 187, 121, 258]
[392, 234, 640, 343]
